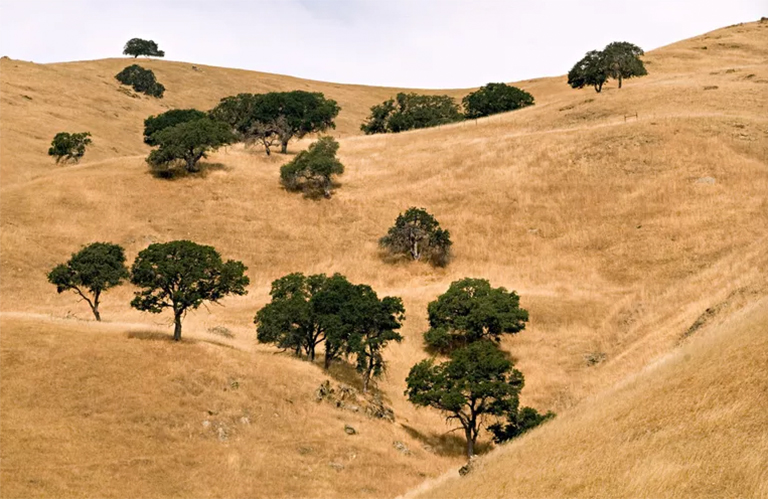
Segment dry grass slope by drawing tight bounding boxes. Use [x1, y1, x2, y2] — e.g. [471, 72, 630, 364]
[411, 297, 768, 498]
[1, 20, 767, 498]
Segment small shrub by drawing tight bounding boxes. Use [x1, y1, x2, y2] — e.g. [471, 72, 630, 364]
[280, 136, 344, 198]
[488, 407, 555, 443]
[48, 132, 92, 163]
[115, 64, 165, 98]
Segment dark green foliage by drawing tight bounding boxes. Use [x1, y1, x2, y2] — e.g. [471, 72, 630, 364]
[255, 273, 404, 388]
[143, 109, 207, 145]
[462, 83, 535, 119]
[115, 64, 165, 98]
[379, 207, 452, 267]
[361, 92, 463, 134]
[280, 136, 344, 198]
[405, 341, 524, 458]
[123, 38, 165, 58]
[255, 273, 329, 361]
[342, 289, 405, 392]
[568, 42, 647, 92]
[130, 240, 249, 341]
[423, 278, 528, 353]
[210, 91, 339, 154]
[603, 42, 647, 88]
[146, 118, 235, 176]
[47, 242, 129, 321]
[568, 50, 609, 93]
[488, 406, 555, 443]
[47, 132, 92, 163]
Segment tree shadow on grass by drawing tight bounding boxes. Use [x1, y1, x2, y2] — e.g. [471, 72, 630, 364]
[148, 161, 232, 180]
[401, 423, 492, 457]
[126, 329, 236, 349]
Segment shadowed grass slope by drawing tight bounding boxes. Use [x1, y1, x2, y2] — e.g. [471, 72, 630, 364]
[410, 296, 768, 498]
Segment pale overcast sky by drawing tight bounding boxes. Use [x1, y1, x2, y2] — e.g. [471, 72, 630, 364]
[0, 0, 763, 88]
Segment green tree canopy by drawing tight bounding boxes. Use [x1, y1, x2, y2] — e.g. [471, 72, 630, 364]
[379, 207, 452, 267]
[603, 41, 647, 88]
[48, 132, 92, 164]
[280, 136, 344, 198]
[462, 83, 535, 119]
[210, 91, 339, 154]
[423, 278, 528, 353]
[488, 406, 554, 444]
[115, 64, 165, 98]
[130, 240, 249, 341]
[255, 273, 404, 387]
[405, 341, 524, 458]
[330, 284, 405, 392]
[123, 38, 165, 58]
[361, 92, 463, 134]
[143, 109, 207, 145]
[47, 242, 129, 321]
[255, 273, 329, 361]
[146, 118, 235, 175]
[567, 50, 609, 93]
[568, 42, 646, 92]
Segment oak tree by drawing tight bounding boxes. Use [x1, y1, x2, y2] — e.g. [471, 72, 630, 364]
[47, 242, 129, 321]
[146, 118, 235, 175]
[280, 136, 344, 198]
[123, 38, 165, 58]
[48, 132, 92, 163]
[423, 278, 528, 353]
[379, 207, 452, 267]
[406, 341, 524, 458]
[130, 241, 249, 341]
[462, 83, 534, 119]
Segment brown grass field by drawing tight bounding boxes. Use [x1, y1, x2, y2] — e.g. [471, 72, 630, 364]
[1, 20, 767, 498]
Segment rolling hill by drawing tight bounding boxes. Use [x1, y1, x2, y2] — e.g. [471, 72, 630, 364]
[1, 19, 767, 498]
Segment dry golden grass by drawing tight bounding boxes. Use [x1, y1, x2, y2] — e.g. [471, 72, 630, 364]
[1, 20, 767, 498]
[0, 315, 458, 498]
[410, 296, 768, 499]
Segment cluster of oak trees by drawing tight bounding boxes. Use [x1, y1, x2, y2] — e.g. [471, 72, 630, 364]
[49, 204, 548, 457]
[361, 83, 535, 134]
[568, 42, 647, 93]
[46, 36, 584, 459]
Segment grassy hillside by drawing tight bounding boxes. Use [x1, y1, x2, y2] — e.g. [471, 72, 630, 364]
[1, 20, 767, 498]
[410, 296, 768, 498]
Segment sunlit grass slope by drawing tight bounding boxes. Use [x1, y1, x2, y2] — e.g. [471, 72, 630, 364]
[411, 296, 768, 499]
[1, 19, 767, 498]
[0, 315, 457, 499]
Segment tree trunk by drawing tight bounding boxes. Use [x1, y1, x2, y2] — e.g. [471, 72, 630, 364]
[464, 426, 475, 458]
[618, 75, 623, 89]
[324, 352, 332, 369]
[173, 311, 183, 341]
[362, 369, 371, 393]
[281, 140, 288, 154]
[91, 303, 101, 322]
